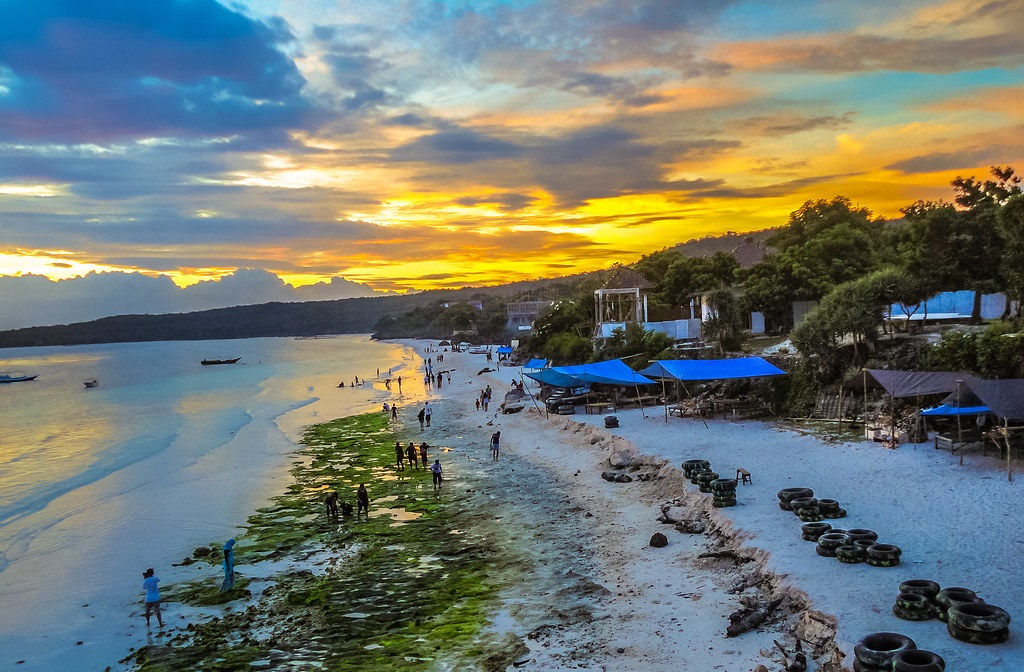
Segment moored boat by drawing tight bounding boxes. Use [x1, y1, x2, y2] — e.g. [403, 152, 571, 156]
[201, 357, 241, 365]
[84, 379, 99, 388]
[0, 371, 38, 383]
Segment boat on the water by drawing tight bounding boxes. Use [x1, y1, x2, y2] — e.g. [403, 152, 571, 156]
[0, 372, 38, 383]
[83, 379, 99, 388]
[201, 358, 241, 366]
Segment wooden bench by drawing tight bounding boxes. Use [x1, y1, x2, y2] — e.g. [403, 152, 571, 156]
[736, 468, 752, 485]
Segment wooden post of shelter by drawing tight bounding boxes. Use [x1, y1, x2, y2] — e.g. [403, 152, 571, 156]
[1006, 417, 1013, 482]
[956, 380, 964, 466]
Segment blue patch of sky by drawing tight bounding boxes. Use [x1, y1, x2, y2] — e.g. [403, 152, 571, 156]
[717, 1, 933, 40]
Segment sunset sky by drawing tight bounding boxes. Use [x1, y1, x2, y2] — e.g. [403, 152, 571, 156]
[2, 0, 1024, 298]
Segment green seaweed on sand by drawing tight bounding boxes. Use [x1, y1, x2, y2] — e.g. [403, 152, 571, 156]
[124, 412, 516, 671]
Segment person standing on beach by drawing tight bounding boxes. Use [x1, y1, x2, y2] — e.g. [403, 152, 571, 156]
[395, 441, 405, 470]
[142, 568, 163, 628]
[419, 442, 429, 467]
[407, 441, 418, 469]
[357, 483, 370, 517]
[430, 459, 443, 488]
[425, 402, 432, 427]
[475, 397, 480, 411]
[398, 376, 402, 393]
[490, 431, 500, 461]
[221, 539, 236, 592]
[391, 404, 398, 421]
[417, 406, 425, 430]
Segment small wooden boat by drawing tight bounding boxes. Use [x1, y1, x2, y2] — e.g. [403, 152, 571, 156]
[0, 371, 38, 383]
[84, 379, 99, 388]
[201, 357, 241, 366]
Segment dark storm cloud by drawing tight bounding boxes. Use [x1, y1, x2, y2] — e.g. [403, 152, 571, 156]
[391, 129, 523, 164]
[0, 0, 310, 142]
[885, 147, 1015, 174]
[453, 193, 537, 212]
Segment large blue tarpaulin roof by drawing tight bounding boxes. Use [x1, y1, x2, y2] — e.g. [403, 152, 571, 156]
[523, 358, 547, 369]
[523, 359, 655, 387]
[640, 357, 785, 381]
[921, 404, 990, 416]
[554, 359, 656, 385]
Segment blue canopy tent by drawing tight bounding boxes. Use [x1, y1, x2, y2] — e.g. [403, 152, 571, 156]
[523, 359, 656, 416]
[964, 379, 1024, 480]
[523, 358, 547, 370]
[640, 357, 785, 381]
[640, 357, 786, 423]
[921, 387, 990, 417]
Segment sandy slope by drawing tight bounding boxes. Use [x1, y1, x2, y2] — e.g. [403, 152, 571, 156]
[429, 346, 1024, 671]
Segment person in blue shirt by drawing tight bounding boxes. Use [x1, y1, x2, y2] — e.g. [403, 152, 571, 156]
[142, 568, 163, 628]
[221, 538, 236, 591]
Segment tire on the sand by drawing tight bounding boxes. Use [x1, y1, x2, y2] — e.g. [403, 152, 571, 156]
[895, 593, 932, 612]
[835, 544, 866, 563]
[946, 621, 1009, 645]
[801, 522, 831, 541]
[817, 531, 850, 555]
[853, 632, 916, 667]
[893, 603, 936, 621]
[865, 543, 901, 567]
[947, 602, 1011, 633]
[797, 508, 823, 522]
[899, 580, 941, 603]
[682, 460, 709, 477]
[891, 649, 946, 672]
[817, 498, 841, 513]
[935, 588, 982, 622]
[710, 477, 737, 490]
[711, 499, 736, 508]
[846, 528, 878, 543]
[824, 507, 848, 519]
[852, 660, 890, 672]
[790, 496, 817, 512]
[778, 487, 813, 503]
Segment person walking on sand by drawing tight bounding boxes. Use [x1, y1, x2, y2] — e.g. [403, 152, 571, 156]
[395, 441, 405, 470]
[430, 459, 443, 488]
[425, 402, 433, 427]
[475, 397, 480, 411]
[357, 483, 370, 517]
[490, 431, 500, 461]
[407, 441, 418, 469]
[419, 441, 429, 467]
[417, 406, 425, 430]
[142, 568, 164, 628]
[391, 404, 398, 420]
[221, 538, 236, 592]
[398, 376, 402, 392]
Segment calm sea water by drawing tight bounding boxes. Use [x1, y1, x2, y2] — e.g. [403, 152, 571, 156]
[0, 335, 420, 669]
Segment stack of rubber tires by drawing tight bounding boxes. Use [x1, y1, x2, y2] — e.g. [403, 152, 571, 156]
[682, 459, 710, 482]
[709, 478, 737, 507]
[695, 469, 720, 493]
[604, 415, 619, 428]
[853, 632, 946, 672]
[811, 527, 901, 566]
[892, 580, 1012, 645]
[777, 488, 848, 519]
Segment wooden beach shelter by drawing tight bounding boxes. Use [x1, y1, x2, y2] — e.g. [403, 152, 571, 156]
[640, 357, 786, 423]
[963, 378, 1024, 481]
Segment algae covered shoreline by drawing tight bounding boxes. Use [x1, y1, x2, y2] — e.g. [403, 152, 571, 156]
[123, 411, 530, 671]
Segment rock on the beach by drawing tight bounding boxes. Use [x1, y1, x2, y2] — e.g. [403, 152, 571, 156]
[608, 450, 634, 469]
[659, 506, 689, 524]
[650, 532, 669, 548]
[675, 519, 707, 534]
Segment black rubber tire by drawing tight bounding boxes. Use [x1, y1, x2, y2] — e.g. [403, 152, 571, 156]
[815, 544, 837, 557]
[845, 528, 878, 543]
[711, 499, 736, 508]
[710, 478, 737, 493]
[778, 500, 793, 511]
[852, 660, 889, 672]
[711, 497, 737, 505]
[817, 531, 850, 551]
[817, 497, 841, 512]
[866, 557, 901, 567]
[824, 507, 848, 519]
[852, 539, 875, 551]
[946, 621, 1009, 645]
[797, 510, 823, 522]
[865, 543, 901, 561]
[853, 632, 916, 667]
[895, 593, 932, 611]
[899, 580, 941, 602]
[835, 544, 866, 563]
[790, 496, 817, 511]
[935, 587, 982, 622]
[682, 459, 707, 476]
[696, 471, 719, 485]
[777, 487, 813, 502]
[893, 604, 936, 621]
[947, 602, 1011, 632]
[891, 649, 946, 672]
[801, 522, 831, 539]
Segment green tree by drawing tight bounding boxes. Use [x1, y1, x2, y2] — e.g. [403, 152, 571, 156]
[600, 322, 673, 363]
[997, 194, 1024, 319]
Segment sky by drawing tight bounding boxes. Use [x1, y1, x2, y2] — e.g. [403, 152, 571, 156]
[1, 0, 1023, 329]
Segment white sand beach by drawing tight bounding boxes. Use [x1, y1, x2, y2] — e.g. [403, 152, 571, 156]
[429, 346, 1023, 671]
[6, 338, 1020, 672]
